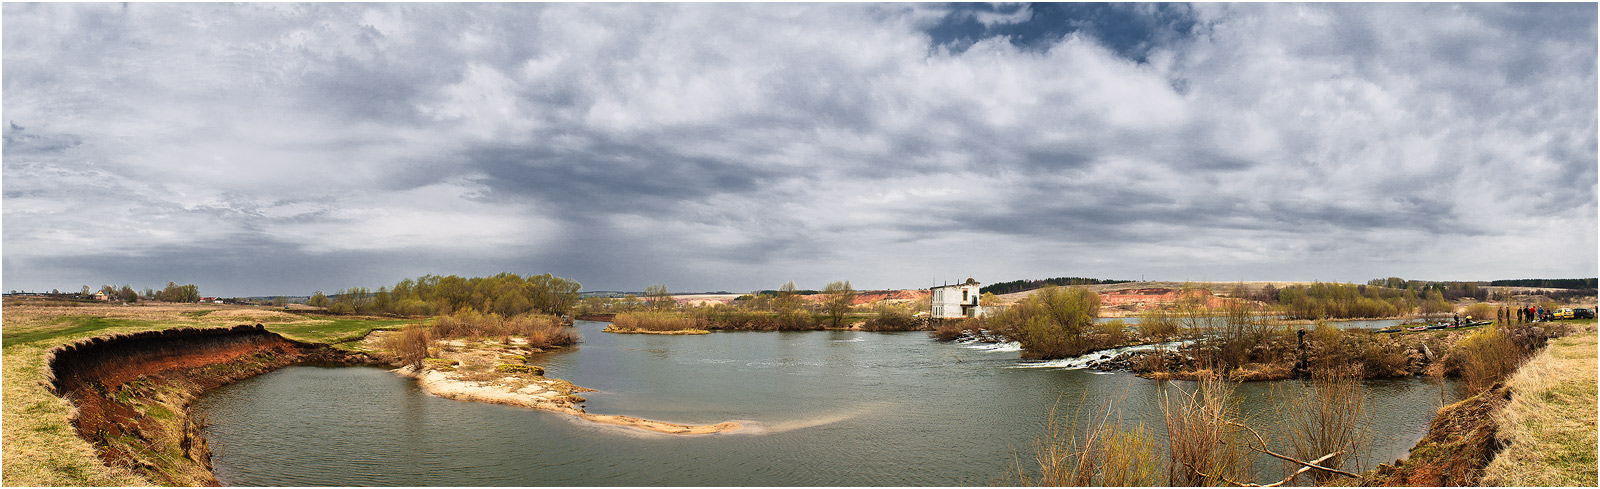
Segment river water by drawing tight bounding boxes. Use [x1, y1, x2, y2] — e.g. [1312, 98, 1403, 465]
[196, 320, 1460, 486]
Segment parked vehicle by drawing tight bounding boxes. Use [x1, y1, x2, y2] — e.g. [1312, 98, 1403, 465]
[1573, 308, 1595, 319]
[1553, 308, 1576, 320]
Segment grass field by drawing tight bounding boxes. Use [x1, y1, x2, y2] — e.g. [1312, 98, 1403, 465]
[1481, 324, 1599, 486]
[0, 299, 412, 486]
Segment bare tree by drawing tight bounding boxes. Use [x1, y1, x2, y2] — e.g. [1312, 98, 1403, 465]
[822, 280, 856, 328]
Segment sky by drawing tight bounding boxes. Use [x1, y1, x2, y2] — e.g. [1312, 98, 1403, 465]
[3, 2, 1596, 297]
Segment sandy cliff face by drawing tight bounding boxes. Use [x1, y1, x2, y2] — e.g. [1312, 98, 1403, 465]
[43, 325, 373, 486]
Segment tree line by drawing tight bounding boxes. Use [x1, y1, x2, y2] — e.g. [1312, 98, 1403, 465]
[1487, 278, 1597, 289]
[979, 276, 1132, 296]
[581, 280, 862, 331]
[315, 273, 581, 317]
[60, 282, 201, 303]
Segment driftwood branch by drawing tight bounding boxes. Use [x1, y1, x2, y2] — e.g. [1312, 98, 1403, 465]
[1185, 451, 1342, 488]
[1226, 421, 1360, 478]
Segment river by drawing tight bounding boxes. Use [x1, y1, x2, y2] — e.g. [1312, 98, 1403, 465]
[196, 320, 1460, 486]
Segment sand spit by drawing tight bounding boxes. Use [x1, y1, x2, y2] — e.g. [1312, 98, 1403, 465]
[395, 365, 742, 435]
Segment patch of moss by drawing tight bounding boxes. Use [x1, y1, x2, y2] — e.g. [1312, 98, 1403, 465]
[495, 364, 543, 375]
[422, 358, 459, 370]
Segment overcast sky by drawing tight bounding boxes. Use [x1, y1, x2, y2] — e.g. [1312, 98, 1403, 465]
[4, 3, 1596, 297]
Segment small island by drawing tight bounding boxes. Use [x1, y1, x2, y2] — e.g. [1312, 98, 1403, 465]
[367, 331, 738, 435]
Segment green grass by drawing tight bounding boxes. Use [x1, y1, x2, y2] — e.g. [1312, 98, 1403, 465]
[263, 316, 415, 345]
[1, 316, 156, 346]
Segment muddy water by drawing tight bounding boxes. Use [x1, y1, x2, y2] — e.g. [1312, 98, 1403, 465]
[196, 320, 1461, 486]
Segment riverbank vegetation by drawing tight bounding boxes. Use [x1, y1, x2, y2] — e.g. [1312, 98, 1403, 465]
[1481, 329, 1598, 486]
[604, 312, 709, 334]
[1013, 375, 1368, 486]
[323, 273, 582, 317]
[583, 280, 884, 332]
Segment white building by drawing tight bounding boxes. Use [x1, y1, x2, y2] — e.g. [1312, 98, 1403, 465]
[930, 278, 983, 318]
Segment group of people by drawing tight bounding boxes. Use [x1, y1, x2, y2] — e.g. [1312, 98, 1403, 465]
[1499, 305, 1550, 324]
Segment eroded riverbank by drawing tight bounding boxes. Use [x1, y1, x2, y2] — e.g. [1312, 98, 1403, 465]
[41, 323, 739, 485]
[42, 324, 379, 485]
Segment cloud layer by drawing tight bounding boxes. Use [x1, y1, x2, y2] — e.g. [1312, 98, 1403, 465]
[4, 3, 1595, 296]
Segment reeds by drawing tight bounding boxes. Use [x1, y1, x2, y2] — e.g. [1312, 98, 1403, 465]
[1014, 393, 1162, 487]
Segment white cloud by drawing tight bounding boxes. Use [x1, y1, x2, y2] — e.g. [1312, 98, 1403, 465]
[3, 3, 1592, 294]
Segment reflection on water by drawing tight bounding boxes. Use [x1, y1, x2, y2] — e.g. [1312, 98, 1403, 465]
[197, 321, 1460, 486]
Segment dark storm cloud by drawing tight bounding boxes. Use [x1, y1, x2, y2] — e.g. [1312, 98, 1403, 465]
[3, 3, 1594, 296]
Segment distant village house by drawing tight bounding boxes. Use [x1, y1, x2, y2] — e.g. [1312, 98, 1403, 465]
[930, 278, 983, 318]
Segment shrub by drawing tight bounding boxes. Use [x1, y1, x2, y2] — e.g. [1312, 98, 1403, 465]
[1451, 327, 1524, 393]
[1138, 308, 1179, 342]
[994, 286, 1101, 359]
[431, 309, 577, 349]
[385, 323, 430, 369]
[611, 312, 697, 332]
[929, 319, 977, 341]
[1282, 370, 1368, 484]
[1020, 401, 1162, 487]
[861, 309, 921, 331]
[1161, 377, 1249, 486]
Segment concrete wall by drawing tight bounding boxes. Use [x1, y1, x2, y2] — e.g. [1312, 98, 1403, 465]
[931, 284, 982, 318]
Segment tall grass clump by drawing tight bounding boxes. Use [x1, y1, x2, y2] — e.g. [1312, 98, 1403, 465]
[1161, 377, 1249, 486]
[1012, 395, 1162, 487]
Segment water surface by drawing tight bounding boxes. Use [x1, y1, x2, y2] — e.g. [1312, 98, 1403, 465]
[197, 320, 1460, 486]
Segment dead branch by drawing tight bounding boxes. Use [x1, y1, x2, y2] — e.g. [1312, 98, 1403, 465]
[1226, 420, 1360, 478]
[1185, 451, 1341, 487]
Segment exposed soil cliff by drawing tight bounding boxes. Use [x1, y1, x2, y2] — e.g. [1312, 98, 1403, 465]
[42, 325, 377, 485]
[1357, 383, 1510, 486]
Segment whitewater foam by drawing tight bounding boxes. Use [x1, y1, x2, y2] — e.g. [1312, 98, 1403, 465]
[1006, 340, 1193, 370]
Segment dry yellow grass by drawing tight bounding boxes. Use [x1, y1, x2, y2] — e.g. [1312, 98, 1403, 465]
[1480, 329, 1598, 486]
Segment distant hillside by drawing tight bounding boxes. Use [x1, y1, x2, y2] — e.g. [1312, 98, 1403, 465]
[979, 277, 1133, 295]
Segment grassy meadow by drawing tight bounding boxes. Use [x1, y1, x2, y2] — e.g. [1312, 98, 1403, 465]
[1481, 327, 1599, 486]
[0, 298, 411, 486]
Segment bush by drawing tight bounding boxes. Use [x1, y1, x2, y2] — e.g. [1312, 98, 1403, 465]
[611, 312, 698, 332]
[692, 309, 821, 331]
[993, 286, 1101, 359]
[1282, 371, 1368, 484]
[1138, 308, 1179, 342]
[1162, 377, 1250, 486]
[861, 308, 922, 331]
[384, 323, 430, 369]
[1450, 327, 1525, 393]
[430, 309, 577, 349]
